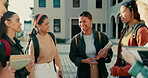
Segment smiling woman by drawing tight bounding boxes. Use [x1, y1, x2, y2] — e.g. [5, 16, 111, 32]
[0, 11, 32, 78]
[28, 14, 63, 78]
[69, 11, 113, 78]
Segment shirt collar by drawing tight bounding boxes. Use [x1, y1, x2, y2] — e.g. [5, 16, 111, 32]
[3, 34, 20, 46]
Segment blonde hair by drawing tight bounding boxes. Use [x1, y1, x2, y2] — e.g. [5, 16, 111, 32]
[136, 0, 148, 9]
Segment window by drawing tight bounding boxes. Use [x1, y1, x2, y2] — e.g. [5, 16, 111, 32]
[73, 0, 80, 8]
[111, 0, 116, 6]
[54, 19, 61, 32]
[53, 0, 60, 8]
[97, 23, 101, 31]
[39, 0, 46, 7]
[96, 0, 102, 8]
[118, 0, 123, 3]
[92, 23, 96, 30]
[102, 23, 106, 32]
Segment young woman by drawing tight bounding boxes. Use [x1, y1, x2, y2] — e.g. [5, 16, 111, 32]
[0, 11, 32, 78]
[28, 14, 62, 78]
[69, 11, 113, 78]
[110, 0, 148, 78]
[0, 1, 16, 78]
[121, 0, 148, 78]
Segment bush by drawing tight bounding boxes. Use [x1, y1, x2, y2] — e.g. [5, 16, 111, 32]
[56, 38, 65, 43]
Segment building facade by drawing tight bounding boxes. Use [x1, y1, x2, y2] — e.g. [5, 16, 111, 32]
[23, 20, 33, 41]
[33, 0, 128, 42]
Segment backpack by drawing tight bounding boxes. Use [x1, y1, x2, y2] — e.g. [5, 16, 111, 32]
[0, 39, 11, 56]
[27, 32, 57, 72]
[133, 23, 148, 40]
[74, 32, 102, 48]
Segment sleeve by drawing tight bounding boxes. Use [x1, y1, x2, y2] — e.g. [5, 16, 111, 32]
[15, 41, 35, 78]
[15, 67, 30, 78]
[101, 33, 113, 63]
[128, 61, 148, 77]
[136, 27, 148, 46]
[111, 63, 132, 76]
[69, 38, 82, 67]
[0, 42, 7, 67]
[55, 47, 62, 71]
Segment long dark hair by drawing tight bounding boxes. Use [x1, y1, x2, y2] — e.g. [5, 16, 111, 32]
[79, 11, 92, 20]
[0, 11, 16, 39]
[122, 0, 140, 21]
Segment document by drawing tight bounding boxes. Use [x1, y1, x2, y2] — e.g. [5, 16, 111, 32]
[9, 55, 31, 70]
[95, 41, 113, 60]
[127, 46, 148, 65]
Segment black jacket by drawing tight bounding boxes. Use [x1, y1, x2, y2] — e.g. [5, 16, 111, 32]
[0, 35, 29, 78]
[69, 30, 113, 78]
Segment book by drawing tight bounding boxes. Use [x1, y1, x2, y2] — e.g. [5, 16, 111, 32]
[9, 55, 31, 70]
[127, 46, 148, 66]
[95, 41, 113, 60]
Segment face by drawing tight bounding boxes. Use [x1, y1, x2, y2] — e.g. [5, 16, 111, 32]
[79, 16, 92, 33]
[0, 0, 7, 18]
[37, 18, 50, 33]
[119, 5, 133, 23]
[7, 14, 22, 32]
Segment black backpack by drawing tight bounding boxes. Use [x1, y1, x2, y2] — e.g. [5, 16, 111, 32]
[133, 23, 148, 40]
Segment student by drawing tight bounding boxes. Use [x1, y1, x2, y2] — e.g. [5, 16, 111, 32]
[69, 11, 113, 78]
[0, 0, 15, 78]
[28, 14, 62, 78]
[0, 11, 32, 78]
[110, 0, 148, 78]
[121, 0, 148, 78]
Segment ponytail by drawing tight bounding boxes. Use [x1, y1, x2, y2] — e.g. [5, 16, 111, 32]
[25, 28, 38, 54]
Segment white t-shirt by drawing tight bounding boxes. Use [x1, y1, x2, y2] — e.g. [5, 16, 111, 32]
[83, 34, 96, 58]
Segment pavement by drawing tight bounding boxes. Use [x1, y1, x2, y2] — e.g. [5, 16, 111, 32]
[21, 39, 119, 78]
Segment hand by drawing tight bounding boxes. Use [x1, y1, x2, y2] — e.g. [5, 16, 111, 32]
[81, 57, 98, 65]
[97, 48, 109, 58]
[121, 48, 136, 65]
[26, 60, 34, 72]
[58, 71, 63, 78]
[0, 62, 15, 78]
[110, 66, 118, 76]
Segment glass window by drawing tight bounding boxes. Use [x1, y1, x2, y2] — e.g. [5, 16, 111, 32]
[73, 0, 80, 8]
[97, 23, 101, 31]
[92, 23, 96, 30]
[111, 0, 116, 6]
[54, 19, 61, 33]
[118, 0, 123, 3]
[53, 0, 60, 8]
[102, 23, 106, 32]
[39, 0, 46, 7]
[96, 0, 102, 8]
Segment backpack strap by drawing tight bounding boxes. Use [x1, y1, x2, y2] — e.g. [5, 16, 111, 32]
[47, 32, 57, 72]
[74, 32, 101, 48]
[0, 39, 11, 56]
[31, 36, 39, 63]
[98, 32, 101, 44]
[48, 32, 56, 45]
[74, 34, 78, 48]
[133, 23, 148, 42]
